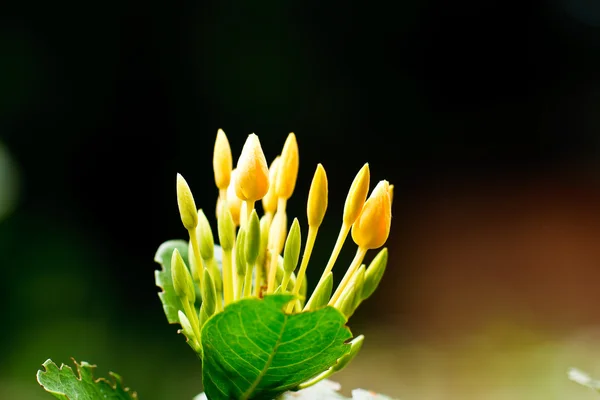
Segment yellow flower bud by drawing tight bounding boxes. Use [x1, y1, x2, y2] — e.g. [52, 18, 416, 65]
[343, 163, 370, 226]
[176, 173, 198, 230]
[225, 169, 243, 226]
[261, 156, 280, 215]
[235, 134, 270, 202]
[239, 200, 248, 228]
[275, 133, 299, 200]
[213, 128, 232, 191]
[307, 163, 328, 228]
[388, 184, 394, 205]
[215, 196, 222, 221]
[351, 180, 391, 249]
[268, 211, 287, 255]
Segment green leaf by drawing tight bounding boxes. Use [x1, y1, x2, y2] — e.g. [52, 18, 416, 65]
[155, 240, 190, 323]
[37, 359, 138, 399]
[193, 380, 397, 400]
[569, 368, 600, 392]
[201, 294, 353, 400]
[155, 240, 224, 324]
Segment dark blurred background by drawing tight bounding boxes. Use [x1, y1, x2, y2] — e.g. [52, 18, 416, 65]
[2, 0, 600, 399]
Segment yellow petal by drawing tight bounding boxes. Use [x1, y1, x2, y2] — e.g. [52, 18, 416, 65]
[268, 211, 287, 255]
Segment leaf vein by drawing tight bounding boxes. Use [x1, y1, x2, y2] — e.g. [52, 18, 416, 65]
[268, 323, 345, 371]
[240, 311, 290, 400]
[213, 319, 259, 381]
[238, 311, 271, 358]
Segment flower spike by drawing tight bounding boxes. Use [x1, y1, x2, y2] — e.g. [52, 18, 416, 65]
[164, 130, 398, 398]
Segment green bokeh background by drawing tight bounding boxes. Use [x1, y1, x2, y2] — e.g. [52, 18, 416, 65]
[2, 1, 600, 399]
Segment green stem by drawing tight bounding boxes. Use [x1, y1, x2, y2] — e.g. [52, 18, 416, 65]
[243, 263, 254, 297]
[181, 299, 201, 347]
[304, 224, 350, 309]
[286, 226, 318, 313]
[329, 247, 367, 305]
[280, 272, 291, 294]
[253, 261, 264, 297]
[222, 250, 234, 305]
[266, 249, 279, 294]
[188, 229, 205, 290]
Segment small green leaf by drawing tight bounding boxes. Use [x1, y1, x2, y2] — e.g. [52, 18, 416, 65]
[155, 240, 190, 323]
[201, 295, 353, 400]
[37, 359, 138, 399]
[155, 241, 224, 324]
[569, 368, 600, 392]
[193, 380, 397, 400]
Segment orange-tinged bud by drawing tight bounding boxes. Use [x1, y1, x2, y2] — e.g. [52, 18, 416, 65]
[213, 128, 232, 191]
[275, 133, 299, 200]
[307, 163, 328, 228]
[351, 180, 391, 249]
[235, 134, 270, 202]
[343, 163, 370, 226]
[262, 156, 280, 214]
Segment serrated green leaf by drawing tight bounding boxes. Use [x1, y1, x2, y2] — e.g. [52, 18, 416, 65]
[569, 368, 600, 392]
[155, 240, 190, 323]
[193, 379, 397, 400]
[201, 294, 353, 400]
[37, 359, 138, 400]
